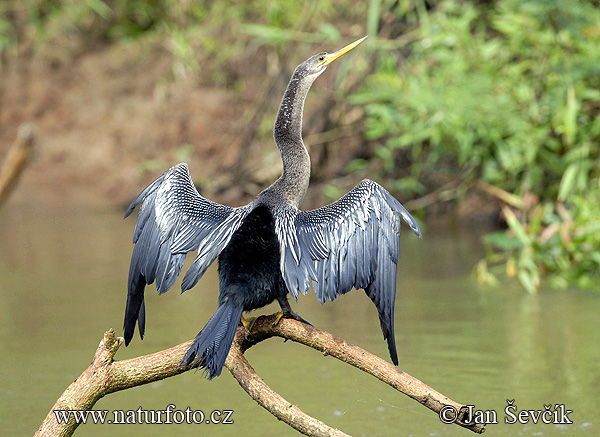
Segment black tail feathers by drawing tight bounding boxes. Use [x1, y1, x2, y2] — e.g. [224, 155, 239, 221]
[377, 307, 398, 366]
[181, 303, 244, 379]
[124, 273, 146, 346]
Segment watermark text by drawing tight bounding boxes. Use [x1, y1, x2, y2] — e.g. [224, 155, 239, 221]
[53, 405, 234, 425]
[439, 399, 573, 426]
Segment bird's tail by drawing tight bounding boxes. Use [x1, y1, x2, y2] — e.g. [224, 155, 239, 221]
[181, 302, 244, 379]
[124, 272, 146, 346]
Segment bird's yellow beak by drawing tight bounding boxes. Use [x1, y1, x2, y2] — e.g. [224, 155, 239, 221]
[320, 36, 368, 66]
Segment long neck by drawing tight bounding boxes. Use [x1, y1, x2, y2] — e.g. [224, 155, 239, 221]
[272, 70, 316, 207]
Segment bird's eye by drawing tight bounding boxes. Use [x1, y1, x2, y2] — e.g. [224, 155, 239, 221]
[318, 55, 325, 62]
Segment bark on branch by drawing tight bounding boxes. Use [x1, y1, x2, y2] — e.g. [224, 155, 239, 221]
[36, 315, 486, 436]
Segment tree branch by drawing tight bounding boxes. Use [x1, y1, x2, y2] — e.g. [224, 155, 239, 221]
[36, 315, 486, 436]
[0, 124, 34, 206]
[225, 343, 351, 437]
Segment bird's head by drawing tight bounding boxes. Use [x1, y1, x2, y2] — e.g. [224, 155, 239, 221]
[296, 36, 367, 79]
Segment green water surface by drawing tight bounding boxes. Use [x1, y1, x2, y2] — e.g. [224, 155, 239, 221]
[0, 194, 598, 436]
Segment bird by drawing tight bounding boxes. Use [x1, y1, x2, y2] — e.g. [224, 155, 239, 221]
[123, 36, 422, 379]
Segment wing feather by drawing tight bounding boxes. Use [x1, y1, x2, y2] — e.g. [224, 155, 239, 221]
[123, 163, 251, 345]
[276, 179, 421, 364]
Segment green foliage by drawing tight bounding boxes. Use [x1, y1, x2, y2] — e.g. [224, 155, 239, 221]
[479, 195, 600, 292]
[355, 0, 600, 291]
[356, 0, 600, 195]
[2, 1, 357, 47]
[21, 0, 167, 42]
[4, 0, 599, 292]
[2, 1, 365, 80]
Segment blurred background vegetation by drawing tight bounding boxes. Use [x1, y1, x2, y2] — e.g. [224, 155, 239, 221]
[1, 0, 599, 293]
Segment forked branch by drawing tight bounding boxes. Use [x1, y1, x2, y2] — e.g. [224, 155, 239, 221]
[36, 315, 486, 436]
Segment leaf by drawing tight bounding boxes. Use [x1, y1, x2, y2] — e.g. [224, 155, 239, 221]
[474, 260, 500, 286]
[557, 163, 579, 201]
[518, 270, 538, 294]
[562, 83, 578, 146]
[502, 206, 530, 246]
[85, 0, 112, 19]
[484, 231, 523, 251]
[367, 0, 381, 37]
[318, 23, 341, 42]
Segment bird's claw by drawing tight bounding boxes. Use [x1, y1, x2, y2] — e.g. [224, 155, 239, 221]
[240, 315, 257, 336]
[272, 310, 284, 327]
[271, 309, 313, 327]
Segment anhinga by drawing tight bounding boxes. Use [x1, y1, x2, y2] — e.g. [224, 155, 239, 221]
[123, 36, 422, 379]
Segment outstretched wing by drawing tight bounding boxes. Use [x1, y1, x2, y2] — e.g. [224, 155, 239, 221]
[277, 179, 422, 364]
[124, 163, 251, 345]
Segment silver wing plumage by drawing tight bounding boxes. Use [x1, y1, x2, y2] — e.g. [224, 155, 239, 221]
[276, 179, 422, 364]
[123, 163, 251, 344]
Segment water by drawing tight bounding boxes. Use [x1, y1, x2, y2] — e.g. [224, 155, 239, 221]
[1, 192, 598, 436]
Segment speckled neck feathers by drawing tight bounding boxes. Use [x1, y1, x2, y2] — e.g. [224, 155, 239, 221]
[271, 67, 321, 207]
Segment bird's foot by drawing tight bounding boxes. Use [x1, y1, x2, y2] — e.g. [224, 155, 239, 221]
[272, 309, 313, 328]
[275, 295, 313, 327]
[240, 315, 257, 336]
